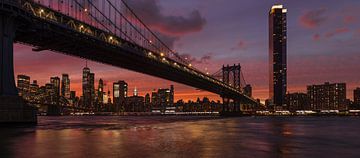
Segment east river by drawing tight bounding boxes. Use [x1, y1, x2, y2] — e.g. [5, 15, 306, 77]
[0, 116, 360, 158]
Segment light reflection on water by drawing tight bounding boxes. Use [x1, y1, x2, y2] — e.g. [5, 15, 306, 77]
[0, 116, 360, 158]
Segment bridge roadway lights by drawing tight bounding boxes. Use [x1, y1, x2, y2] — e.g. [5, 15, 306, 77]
[0, 7, 37, 124]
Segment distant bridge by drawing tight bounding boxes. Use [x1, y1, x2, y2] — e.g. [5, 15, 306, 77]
[0, 0, 259, 114]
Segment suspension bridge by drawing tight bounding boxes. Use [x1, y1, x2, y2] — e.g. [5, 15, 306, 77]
[0, 0, 259, 123]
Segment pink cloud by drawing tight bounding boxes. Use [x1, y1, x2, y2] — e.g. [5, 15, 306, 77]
[344, 16, 357, 25]
[124, 0, 206, 37]
[299, 8, 327, 29]
[312, 33, 321, 41]
[325, 27, 350, 38]
[231, 40, 250, 50]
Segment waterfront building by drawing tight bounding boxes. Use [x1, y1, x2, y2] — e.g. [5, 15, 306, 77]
[50, 76, 60, 98]
[17, 75, 30, 97]
[307, 82, 347, 110]
[97, 79, 104, 103]
[61, 74, 70, 99]
[82, 66, 93, 108]
[113, 81, 128, 112]
[89, 73, 95, 106]
[45, 83, 56, 104]
[158, 88, 172, 109]
[29, 80, 39, 95]
[269, 4, 287, 109]
[151, 90, 158, 106]
[125, 95, 145, 112]
[285, 92, 310, 111]
[354, 88, 360, 107]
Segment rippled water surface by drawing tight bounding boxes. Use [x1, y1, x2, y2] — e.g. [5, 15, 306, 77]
[1, 116, 360, 158]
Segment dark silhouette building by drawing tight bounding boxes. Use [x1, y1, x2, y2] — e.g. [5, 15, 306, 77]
[354, 88, 360, 107]
[97, 79, 104, 104]
[285, 92, 310, 111]
[82, 67, 91, 107]
[17, 75, 30, 97]
[307, 82, 347, 110]
[269, 4, 287, 109]
[61, 74, 70, 99]
[50, 77, 60, 98]
[113, 81, 128, 112]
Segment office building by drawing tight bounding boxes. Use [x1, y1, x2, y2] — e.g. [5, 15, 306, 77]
[269, 4, 287, 109]
[50, 76, 60, 98]
[97, 79, 104, 103]
[82, 66, 93, 108]
[17, 75, 30, 97]
[61, 74, 70, 99]
[113, 81, 128, 112]
[354, 88, 360, 106]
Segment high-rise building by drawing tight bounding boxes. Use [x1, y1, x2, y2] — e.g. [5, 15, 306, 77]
[89, 73, 95, 105]
[61, 74, 71, 99]
[97, 79, 104, 103]
[170, 85, 174, 106]
[17, 75, 30, 97]
[354, 88, 360, 106]
[45, 83, 55, 104]
[269, 4, 287, 109]
[158, 87, 173, 110]
[307, 82, 347, 110]
[243, 84, 252, 97]
[134, 87, 138, 96]
[145, 93, 150, 105]
[50, 76, 60, 98]
[30, 80, 39, 95]
[151, 89, 158, 106]
[82, 67, 92, 108]
[113, 81, 128, 112]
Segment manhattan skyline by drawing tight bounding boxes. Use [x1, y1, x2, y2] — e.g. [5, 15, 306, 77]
[13, 0, 360, 102]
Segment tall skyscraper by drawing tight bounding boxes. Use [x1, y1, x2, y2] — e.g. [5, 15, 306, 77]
[50, 76, 60, 98]
[354, 88, 360, 106]
[307, 82, 347, 110]
[89, 73, 95, 105]
[113, 81, 128, 112]
[170, 85, 174, 106]
[61, 74, 70, 99]
[97, 79, 104, 104]
[269, 4, 287, 109]
[82, 66, 92, 107]
[151, 89, 158, 106]
[145, 93, 151, 105]
[17, 75, 30, 97]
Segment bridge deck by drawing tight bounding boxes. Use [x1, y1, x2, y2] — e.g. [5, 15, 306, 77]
[3, 0, 259, 105]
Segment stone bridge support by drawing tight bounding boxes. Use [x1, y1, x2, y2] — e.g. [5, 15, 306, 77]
[0, 3, 37, 124]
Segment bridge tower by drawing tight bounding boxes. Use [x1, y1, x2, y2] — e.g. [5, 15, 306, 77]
[0, 0, 37, 124]
[222, 64, 242, 113]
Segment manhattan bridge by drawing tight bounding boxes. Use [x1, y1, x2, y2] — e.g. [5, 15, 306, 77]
[0, 0, 260, 122]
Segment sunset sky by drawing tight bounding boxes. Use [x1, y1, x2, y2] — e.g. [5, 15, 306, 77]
[14, 0, 360, 102]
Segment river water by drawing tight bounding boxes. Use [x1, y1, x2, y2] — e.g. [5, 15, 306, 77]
[0, 116, 359, 158]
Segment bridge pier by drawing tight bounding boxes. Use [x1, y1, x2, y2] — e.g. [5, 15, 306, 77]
[0, 10, 37, 124]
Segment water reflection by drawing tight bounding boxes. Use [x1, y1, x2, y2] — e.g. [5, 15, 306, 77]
[0, 116, 359, 158]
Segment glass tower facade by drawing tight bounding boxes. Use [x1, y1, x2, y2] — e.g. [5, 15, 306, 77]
[269, 5, 287, 108]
